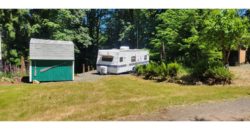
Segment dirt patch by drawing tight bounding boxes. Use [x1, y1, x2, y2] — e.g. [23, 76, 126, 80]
[118, 97, 250, 121]
[229, 64, 250, 86]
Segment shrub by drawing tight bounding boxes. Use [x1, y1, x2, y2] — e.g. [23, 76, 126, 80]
[156, 62, 168, 80]
[0, 71, 26, 83]
[192, 60, 208, 78]
[166, 62, 181, 77]
[204, 67, 233, 84]
[135, 65, 146, 76]
[144, 61, 158, 79]
[135, 61, 184, 81]
[192, 59, 233, 84]
[192, 59, 223, 78]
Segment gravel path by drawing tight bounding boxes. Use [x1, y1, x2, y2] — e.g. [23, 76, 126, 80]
[119, 97, 250, 121]
[74, 70, 109, 82]
[74, 70, 130, 82]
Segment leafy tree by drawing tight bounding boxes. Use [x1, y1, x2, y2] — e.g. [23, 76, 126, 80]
[151, 9, 207, 65]
[202, 9, 249, 65]
[29, 9, 92, 72]
[0, 9, 31, 72]
[0, 9, 92, 73]
[86, 9, 109, 66]
[30, 9, 91, 48]
[103, 9, 161, 49]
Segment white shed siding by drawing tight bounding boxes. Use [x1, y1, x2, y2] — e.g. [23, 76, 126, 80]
[30, 38, 74, 60]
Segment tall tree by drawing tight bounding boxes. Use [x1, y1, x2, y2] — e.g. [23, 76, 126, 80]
[202, 9, 249, 65]
[30, 9, 92, 72]
[151, 9, 206, 64]
[0, 9, 31, 72]
[0, 9, 92, 73]
[86, 9, 108, 66]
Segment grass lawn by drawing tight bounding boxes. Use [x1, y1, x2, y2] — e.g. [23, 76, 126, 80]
[0, 75, 250, 121]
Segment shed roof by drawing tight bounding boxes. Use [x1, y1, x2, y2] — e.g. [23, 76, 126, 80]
[30, 38, 74, 60]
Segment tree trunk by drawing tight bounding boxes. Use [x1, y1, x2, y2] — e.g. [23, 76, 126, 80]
[160, 43, 166, 62]
[20, 56, 26, 74]
[222, 49, 231, 65]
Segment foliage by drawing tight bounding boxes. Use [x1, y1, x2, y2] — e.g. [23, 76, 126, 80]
[0, 71, 24, 79]
[1, 9, 250, 78]
[144, 61, 158, 79]
[150, 9, 250, 67]
[0, 9, 92, 73]
[30, 9, 92, 52]
[202, 9, 249, 65]
[192, 59, 233, 84]
[150, 10, 207, 65]
[135, 64, 146, 76]
[135, 61, 183, 81]
[0, 10, 32, 65]
[204, 67, 233, 84]
[166, 62, 181, 77]
[0, 71, 25, 83]
[156, 62, 168, 79]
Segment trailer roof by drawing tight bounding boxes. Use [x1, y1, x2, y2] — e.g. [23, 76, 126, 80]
[30, 38, 74, 60]
[99, 48, 148, 53]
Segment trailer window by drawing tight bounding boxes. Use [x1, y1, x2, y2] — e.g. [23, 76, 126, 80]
[102, 56, 113, 62]
[144, 55, 147, 60]
[131, 56, 136, 62]
[120, 57, 123, 62]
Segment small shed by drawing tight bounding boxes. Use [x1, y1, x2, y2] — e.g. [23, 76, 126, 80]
[229, 46, 247, 66]
[29, 38, 74, 82]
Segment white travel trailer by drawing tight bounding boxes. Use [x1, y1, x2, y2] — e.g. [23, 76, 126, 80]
[96, 46, 149, 74]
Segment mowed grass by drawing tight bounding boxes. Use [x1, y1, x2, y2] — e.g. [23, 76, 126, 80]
[0, 75, 250, 121]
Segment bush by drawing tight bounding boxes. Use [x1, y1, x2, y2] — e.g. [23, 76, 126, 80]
[144, 61, 158, 79]
[135, 65, 146, 76]
[204, 67, 233, 84]
[0, 71, 26, 83]
[167, 62, 181, 77]
[192, 59, 233, 84]
[192, 59, 223, 78]
[155, 62, 168, 80]
[135, 61, 183, 81]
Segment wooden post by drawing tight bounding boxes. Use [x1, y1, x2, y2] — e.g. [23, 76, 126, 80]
[82, 64, 85, 73]
[87, 65, 90, 72]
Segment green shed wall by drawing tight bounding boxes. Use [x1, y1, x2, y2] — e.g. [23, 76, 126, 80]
[31, 60, 73, 82]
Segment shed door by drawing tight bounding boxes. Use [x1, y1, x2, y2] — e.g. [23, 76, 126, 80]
[32, 60, 73, 81]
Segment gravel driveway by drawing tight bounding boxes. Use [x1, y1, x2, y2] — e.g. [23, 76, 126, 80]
[119, 97, 250, 121]
[74, 70, 130, 82]
[74, 70, 109, 82]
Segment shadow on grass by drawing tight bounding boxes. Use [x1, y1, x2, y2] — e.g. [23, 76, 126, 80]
[21, 76, 29, 83]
